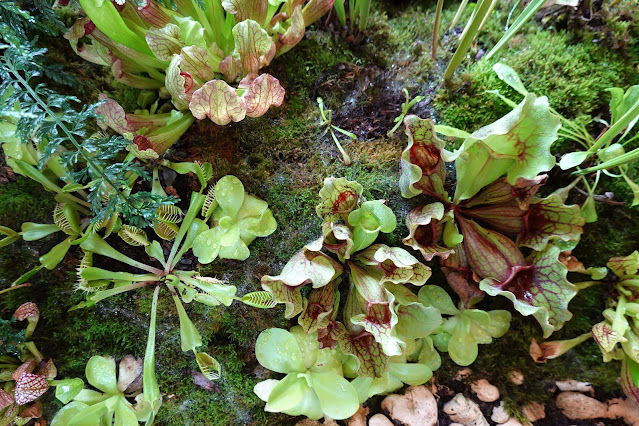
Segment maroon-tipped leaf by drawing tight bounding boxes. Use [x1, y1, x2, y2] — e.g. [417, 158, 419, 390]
[399, 116, 448, 199]
[137, 0, 170, 27]
[0, 389, 14, 411]
[13, 303, 38, 322]
[457, 215, 525, 282]
[299, 282, 338, 334]
[403, 203, 453, 261]
[241, 74, 285, 118]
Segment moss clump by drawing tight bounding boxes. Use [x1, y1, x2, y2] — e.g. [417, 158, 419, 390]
[436, 30, 639, 135]
[0, 176, 54, 230]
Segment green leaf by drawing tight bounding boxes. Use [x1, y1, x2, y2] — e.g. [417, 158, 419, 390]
[54, 378, 85, 404]
[192, 228, 221, 264]
[389, 362, 433, 386]
[255, 328, 304, 374]
[492, 63, 528, 95]
[454, 94, 560, 202]
[449, 314, 479, 366]
[145, 241, 166, 267]
[310, 372, 359, 420]
[50, 401, 89, 426]
[170, 290, 202, 352]
[85, 356, 118, 394]
[39, 237, 73, 270]
[418, 285, 460, 315]
[114, 397, 138, 426]
[559, 151, 589, 170]
[78, 0, 153, 55]
[266, 374, 310, 413]
[21, 223, 60, 241]
[231, 19, 272, 76]
[143, 286, 162, 420]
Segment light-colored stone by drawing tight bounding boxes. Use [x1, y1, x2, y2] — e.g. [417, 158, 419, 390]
[491, 402, 510, 424]
[556, 380, 594, 395]
[605, 398, 639, 426]
[501, 419, 524, 426]
[348, 406, 369, 426]
[368, 414, 393, 426]
[455, 368, 472, 381]
[508, 370, 524, 385]
[450, 424, 465, 426]
[471, 379, 500, 402]
[381, 385, 438, 426]
[556, 392, 607, 420]
[522, 402, 545, 422]
[443, 393, 489, 426]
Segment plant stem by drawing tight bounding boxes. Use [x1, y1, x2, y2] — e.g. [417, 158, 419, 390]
[432, 0, 444, 59]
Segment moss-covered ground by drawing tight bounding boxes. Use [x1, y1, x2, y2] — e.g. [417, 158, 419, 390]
[0, 0, 638, 424]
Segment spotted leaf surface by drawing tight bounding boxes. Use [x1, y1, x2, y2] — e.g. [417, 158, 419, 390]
[14, 373, 49, 405]
[480, 246, 576, 338]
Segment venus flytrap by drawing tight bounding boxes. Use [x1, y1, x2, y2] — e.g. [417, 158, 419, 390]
[73, 177, 277, 381]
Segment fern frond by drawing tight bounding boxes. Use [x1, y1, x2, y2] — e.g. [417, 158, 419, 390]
[241, 291, 276, 309]
[118, 225, 150, 246]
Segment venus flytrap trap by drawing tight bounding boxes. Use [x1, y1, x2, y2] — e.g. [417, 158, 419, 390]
[51, 285, 162, 426]
[68, 0, 336, 126]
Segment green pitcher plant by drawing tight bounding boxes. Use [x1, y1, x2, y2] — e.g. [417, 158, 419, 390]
[255, 177, 512, 420]
[66, 0, 336, 127]
[399, 93, 585, 338]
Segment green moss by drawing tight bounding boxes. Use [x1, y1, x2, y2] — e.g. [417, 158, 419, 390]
[0, 176, 54, 230]
[436, 30, 639, 139]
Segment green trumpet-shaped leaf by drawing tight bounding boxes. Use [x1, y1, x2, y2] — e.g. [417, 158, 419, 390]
[316, 177, 364, 223]
[454, 94, 560, 202]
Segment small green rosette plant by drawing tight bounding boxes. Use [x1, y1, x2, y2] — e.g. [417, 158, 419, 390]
[254, 326, 359, 420]
[192, 175, 276, 262]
